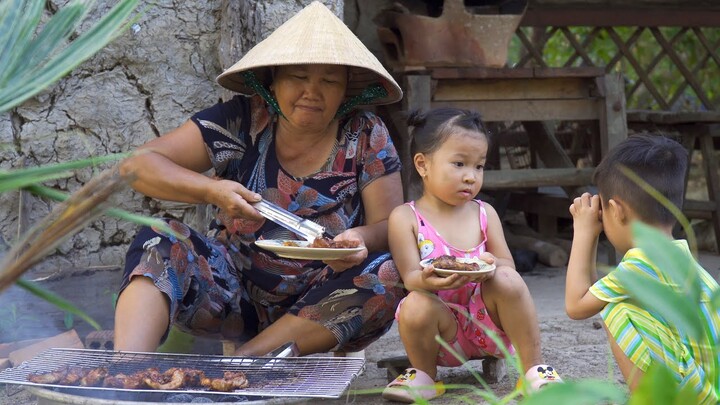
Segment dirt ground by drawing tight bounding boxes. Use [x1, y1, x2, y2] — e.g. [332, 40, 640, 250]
[3, 252, 719, 405]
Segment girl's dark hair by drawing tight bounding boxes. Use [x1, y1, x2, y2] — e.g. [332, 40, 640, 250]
[593, 134, 688, 226]
[406, 107, 490, 188]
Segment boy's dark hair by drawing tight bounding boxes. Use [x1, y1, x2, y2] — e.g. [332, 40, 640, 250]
[593, 134, 688, 226]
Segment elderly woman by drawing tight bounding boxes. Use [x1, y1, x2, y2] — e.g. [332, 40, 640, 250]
[114, 2, 405, 356]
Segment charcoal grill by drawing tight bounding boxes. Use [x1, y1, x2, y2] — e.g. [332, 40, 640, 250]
[0, 348, 365, 402]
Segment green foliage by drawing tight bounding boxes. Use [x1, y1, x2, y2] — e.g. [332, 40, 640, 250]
[157, 327, 196, 354]
[509, 26, 720, 110]
[628, 363, 699, 405]
[0, 0, 140, 112]
[520, 379, 626, 405]
[0, 154, 128, 193]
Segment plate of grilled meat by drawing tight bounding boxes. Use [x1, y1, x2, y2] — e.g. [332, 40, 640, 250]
[255, 237, 364, 260]
[420, 255, 496, 277]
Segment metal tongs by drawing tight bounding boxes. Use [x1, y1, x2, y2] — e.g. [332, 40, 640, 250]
[253, 199, 326, 242]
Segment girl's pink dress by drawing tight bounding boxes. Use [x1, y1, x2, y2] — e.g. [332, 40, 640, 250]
[395, 200, 514, 366]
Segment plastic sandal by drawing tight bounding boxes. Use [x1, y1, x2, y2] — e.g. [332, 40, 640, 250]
[519, 364, 563, 391]
[382, 368, 446, 403]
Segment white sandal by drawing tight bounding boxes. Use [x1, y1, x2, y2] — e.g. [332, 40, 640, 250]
[521, 364, 563, 391]
[382, 368, 445, 403]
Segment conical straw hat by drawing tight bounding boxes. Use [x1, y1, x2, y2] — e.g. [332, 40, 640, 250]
[216, 1, 402, 106]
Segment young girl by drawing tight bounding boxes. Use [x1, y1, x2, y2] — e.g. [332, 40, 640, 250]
[382, 108, 562, 402]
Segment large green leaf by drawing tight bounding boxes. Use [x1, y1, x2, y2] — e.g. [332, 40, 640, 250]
[0, 0, 43, 82]
[16, 278, 100, 330]
[7, 0, 88, 82]
[520, 379, 626, 405]
[0, 0, 139, 112]
[615, 270, 705, 339]
[628, 363, 699, 405]
[0, 153, 127, 193]
[632, 222, 701, 301]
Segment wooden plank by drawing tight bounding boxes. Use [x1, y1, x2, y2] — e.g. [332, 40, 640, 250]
[9, 330, 84, 366]
[484, 168, 594, 189]
[432, 99, 600, 121]
[507, 192, 574, 219]
[0, 338, 45, 358]
[521, 8, 720, 28]
[685, 199, 717, 213]
[627, 110, 720, 124]
[430, 67, 534, 80]
[599, 73, 628, 155]
[699, 134, 720, 253]
[433, 78, 592, 101]
[532, 66, 606, 78]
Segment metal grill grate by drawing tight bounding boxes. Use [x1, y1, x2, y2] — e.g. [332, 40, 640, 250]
[0, 348, 365, 399]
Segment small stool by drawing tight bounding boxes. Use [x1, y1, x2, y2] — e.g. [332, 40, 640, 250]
[376, 355, 506, 383]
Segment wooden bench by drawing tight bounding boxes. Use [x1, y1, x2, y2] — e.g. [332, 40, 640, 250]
[376, 355, 506, 383]
[627, 110, 720, 252]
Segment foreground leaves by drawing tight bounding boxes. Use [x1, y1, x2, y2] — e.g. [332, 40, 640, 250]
[521, 379, 626, 405]
[0, 0, 139, 112]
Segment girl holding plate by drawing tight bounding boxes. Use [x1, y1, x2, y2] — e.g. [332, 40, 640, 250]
[384, 108, 563, 402]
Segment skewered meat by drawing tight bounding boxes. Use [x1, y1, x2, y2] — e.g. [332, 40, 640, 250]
[29, 365, 249, 392]
[431, 255, 481, 271]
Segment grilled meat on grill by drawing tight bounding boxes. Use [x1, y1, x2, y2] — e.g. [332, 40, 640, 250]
[200, 371, 249, 392]
[102, 372, 145, 389]
[29, 365, 249, 392]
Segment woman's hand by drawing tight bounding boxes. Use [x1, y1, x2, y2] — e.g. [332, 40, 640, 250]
[323, 229, 367, 273]
[206, 179, 263, 221]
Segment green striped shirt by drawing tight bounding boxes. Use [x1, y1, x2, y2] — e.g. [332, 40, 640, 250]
[590, 240, 720, 404]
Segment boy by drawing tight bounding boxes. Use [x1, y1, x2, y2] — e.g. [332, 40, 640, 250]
[565, 134, 720, 403]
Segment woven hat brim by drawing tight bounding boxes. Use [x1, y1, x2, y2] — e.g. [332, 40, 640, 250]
[216, 1, 402, 106]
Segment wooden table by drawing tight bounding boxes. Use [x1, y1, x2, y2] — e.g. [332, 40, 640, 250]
[388, 66, 628, 203]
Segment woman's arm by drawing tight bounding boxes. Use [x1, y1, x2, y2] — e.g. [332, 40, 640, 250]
[120, 120, 262, 220]
[353, 171, 403, 252]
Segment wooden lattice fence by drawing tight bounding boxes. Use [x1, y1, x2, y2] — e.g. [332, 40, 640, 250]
[512, 10, 720, 112]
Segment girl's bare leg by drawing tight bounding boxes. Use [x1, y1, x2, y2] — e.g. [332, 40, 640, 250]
[397, 291, 457, 380]
[114, 277, 170, 352]
[605, 324, 644, 391]
[233, 313, 338, 356]
[482, 267, 543, 373]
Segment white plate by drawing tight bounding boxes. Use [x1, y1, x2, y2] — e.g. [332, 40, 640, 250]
[255, 239, 364, 260]
[420, 257, 496, 277]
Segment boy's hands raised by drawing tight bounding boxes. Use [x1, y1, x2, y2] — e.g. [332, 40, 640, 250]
[569, 192, 603, 237]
